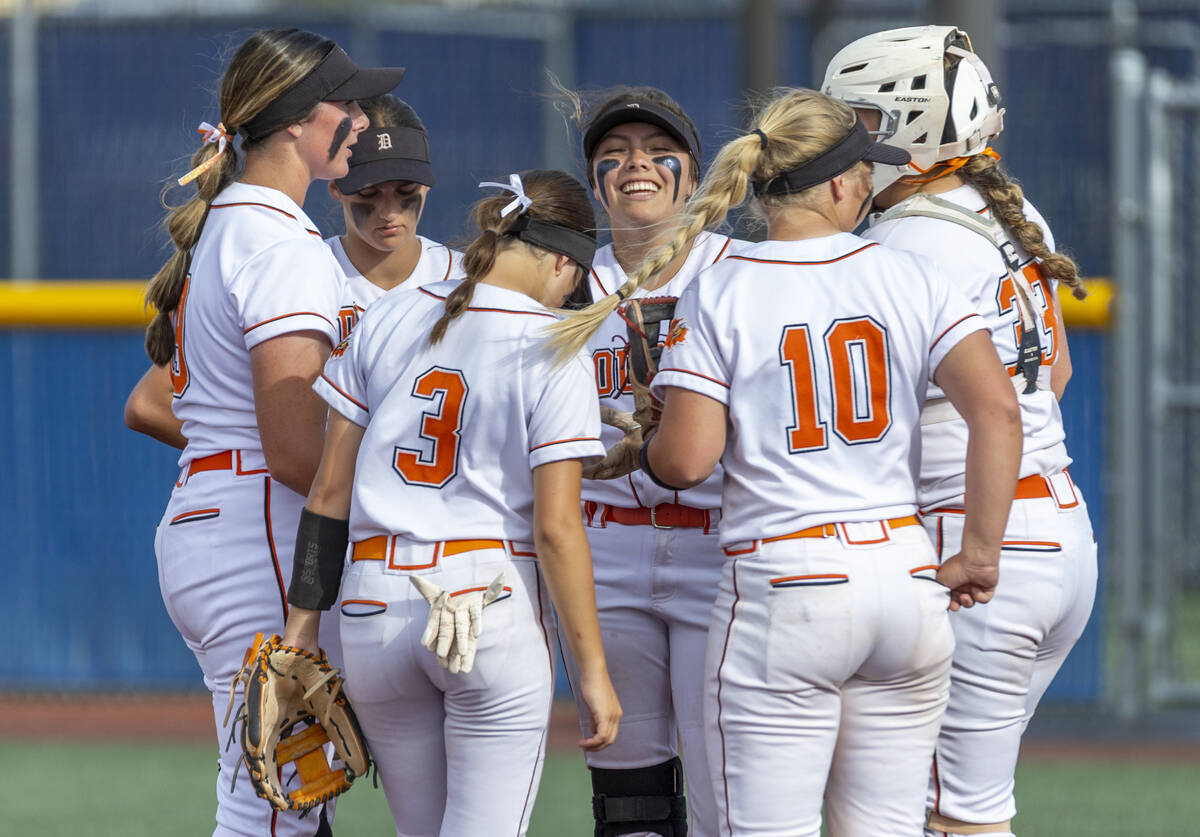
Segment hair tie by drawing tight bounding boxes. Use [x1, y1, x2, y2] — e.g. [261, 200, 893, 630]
[615, 287, 630, 301]
[177, 122, 232, 187]
[752, 128, 769, 150]
[478, 173, 534, 217]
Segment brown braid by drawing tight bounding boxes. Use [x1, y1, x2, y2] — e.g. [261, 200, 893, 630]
[144, 29, 335, 365]
[959, 154, 1087, 300]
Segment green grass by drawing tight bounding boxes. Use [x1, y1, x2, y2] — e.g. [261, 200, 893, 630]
[7, 740, 1199, 836]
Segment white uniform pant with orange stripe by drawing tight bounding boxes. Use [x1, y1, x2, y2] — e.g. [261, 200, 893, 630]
[155, 466, 342, 837]
[561, 519, 724, 837]
[923, 495, 1097, 837]
[705, 525, 954, 837]
[337, 548, 557, 837]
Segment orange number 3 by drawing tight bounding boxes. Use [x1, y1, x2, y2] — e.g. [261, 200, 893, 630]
[780, 317, 892, 453]
[393, 367, 468, 488]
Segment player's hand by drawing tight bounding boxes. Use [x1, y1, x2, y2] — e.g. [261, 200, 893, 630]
[583, 409, 643, 480]
[576, 667, 622, 752]
[936, 548, 1000, 611]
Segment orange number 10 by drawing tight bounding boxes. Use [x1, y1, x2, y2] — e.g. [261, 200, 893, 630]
[780, 318, 892, 453]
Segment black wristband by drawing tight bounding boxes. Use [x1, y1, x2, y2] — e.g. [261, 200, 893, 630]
[638, 430, 687, 492]
[288, 508, 350, 611]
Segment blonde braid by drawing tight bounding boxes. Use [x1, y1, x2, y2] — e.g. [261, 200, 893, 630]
[961, 154, 1087, 300]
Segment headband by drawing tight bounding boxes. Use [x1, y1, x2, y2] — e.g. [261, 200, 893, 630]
[335, 126, 435, 193]
[508, 214, 597, 274]
[751, 118, 911, 197]
[241, 45, 405, 141]
[582, 98, 702, 164]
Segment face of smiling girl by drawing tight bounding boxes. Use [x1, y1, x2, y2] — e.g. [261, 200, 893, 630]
[332, 178, 429, 253]
[590, 121, 696, 230]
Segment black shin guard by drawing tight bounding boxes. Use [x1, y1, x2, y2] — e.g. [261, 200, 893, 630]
[590, 757, 688, 837]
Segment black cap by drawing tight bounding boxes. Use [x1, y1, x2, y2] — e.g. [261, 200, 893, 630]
[752, 118, 910, 196]
[335, 126, 435, 193]
[582, 99, 701, 164]
[242, 46, 405, 141]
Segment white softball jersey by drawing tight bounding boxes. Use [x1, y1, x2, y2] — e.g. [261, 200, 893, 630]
[866, 185, 1071, 510]
[315, 280, 604, 545]
[583, 230, 741, 509]
[652, 233, 985, 546]
[170, 182, 344, 465]
[326, 233, 464, 338]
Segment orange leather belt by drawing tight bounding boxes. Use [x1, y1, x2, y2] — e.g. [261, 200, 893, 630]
[926, 470, 1074, 515]
[352, 537, 504, 562]
[764, 515, 921, 543]
[186, 450, 233, 477]
[600, 502, 711, 529]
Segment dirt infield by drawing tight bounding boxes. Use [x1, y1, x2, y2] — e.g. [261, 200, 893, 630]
[3, 693, 1198, 763]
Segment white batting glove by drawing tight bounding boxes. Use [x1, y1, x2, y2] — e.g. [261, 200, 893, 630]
[409, 573, 505, 673]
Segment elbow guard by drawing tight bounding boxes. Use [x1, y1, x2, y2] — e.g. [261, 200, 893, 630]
[287, 508, 350, 611]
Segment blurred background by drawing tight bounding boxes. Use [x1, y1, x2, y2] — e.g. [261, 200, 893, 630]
[1, 0, 1198, 726]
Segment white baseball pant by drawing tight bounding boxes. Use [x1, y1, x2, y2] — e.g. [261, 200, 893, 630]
[155, 454, 342, 837]
[560, 512, 724, 836]
[923, 479, 1098, 837]
[706, 522, 954, 837]
[337, 544, 557, 837]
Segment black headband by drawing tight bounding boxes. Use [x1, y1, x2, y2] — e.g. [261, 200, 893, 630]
[335, 126, 435, 193]
[241, 45, 406, 141]
[751, 118, 911, 197]
[508, 214, 598, 274]
[582, 99, 702, 164]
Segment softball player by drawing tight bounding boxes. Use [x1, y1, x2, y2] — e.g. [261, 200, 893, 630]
[278, 170, 622, 837]
[326, 94, 463, 328]
[554, 85, 743, 837]
[141, 29, 403, 837]
[824, 27, 1098, 837]
[563, 88, 1025, 836]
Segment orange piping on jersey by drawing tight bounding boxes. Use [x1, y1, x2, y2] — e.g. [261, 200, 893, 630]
[726, 242, 880, 267]
[209, 201, 323, 237]
[243, 311, 337, 336]
[659, 367, 730, 389]
[415, 286, 557, 319]
[319, 373, 368, 414]
[591, 267, 610, 298]
[441, 249, 454, 281]
[710, 236, 733, 264]
[909, 565, 938, 575]
[170, 508, 220, 525]
[529, 436, 601, 452]
[929, 313, 983, 354]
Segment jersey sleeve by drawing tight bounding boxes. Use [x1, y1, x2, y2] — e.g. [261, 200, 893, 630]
[926, 262, 988, 380]
[314, 319, 371, 427]
[526, 347, 604, 469]
[651, 281, 731, 405]
[234, 237, 343, 350]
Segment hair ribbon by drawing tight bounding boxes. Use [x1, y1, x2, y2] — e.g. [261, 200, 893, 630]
[478, 172, 534, 217]
[177, 122, 232, 187]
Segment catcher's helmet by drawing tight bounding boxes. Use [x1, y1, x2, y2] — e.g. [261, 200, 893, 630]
[822, 25, 1004, 193]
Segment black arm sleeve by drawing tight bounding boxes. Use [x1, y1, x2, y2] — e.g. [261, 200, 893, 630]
[287, 508, 350, 611]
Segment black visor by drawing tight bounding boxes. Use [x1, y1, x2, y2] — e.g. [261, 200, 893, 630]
[752, 118, 911, 196]
[335, 126, 435, 193]
[583, 99, 701, 164]
[242, 46, 406, 141]
[508, 214, 598, 274]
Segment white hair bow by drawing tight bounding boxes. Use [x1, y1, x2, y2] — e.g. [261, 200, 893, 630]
[478, 173, 533, 217]
[177, 121, 233, 187]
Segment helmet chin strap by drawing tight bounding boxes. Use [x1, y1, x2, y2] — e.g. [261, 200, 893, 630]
[902, 146, 1001, 185]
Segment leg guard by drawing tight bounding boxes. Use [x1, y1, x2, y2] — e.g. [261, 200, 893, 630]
[591, 757, 688, 837]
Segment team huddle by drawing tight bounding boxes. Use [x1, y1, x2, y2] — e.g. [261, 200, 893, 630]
[124, 23, 1097, 837]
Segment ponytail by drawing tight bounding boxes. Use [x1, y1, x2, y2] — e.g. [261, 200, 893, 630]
[960, 154, 1087, 300]
[145, 142, 239, 364]
[428, 230, 501, 344]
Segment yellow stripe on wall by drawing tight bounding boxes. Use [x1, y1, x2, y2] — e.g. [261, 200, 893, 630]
[0, 278, 1114, 329]
[0, 281, 154, 327]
